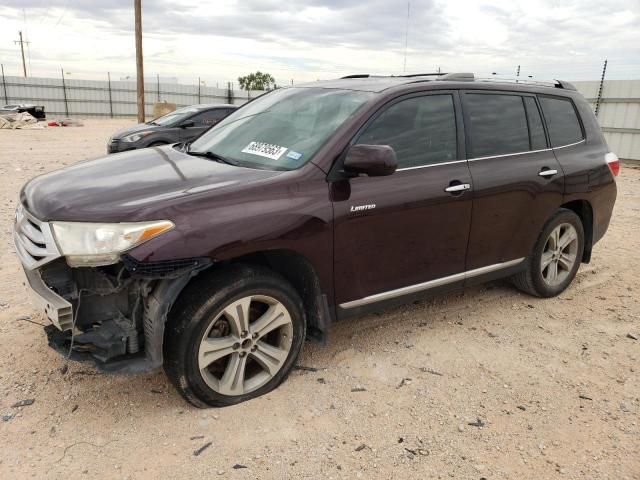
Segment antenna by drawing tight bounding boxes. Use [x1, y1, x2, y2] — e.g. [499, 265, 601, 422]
[403, 2, 410, 73]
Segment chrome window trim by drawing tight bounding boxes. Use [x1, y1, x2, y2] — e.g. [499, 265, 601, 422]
[467, 139, 585, 162]
[396, 159, 467, 171]
[468, 148, 551, 162]
[339, 257, 525, 309]
[552, 139, 585, 150]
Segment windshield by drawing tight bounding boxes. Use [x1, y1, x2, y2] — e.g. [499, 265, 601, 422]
[189, 87, 373, 170]
[150, 106, 200, 126]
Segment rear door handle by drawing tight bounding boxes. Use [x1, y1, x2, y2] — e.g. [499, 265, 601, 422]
[445, 183, 471, 193]
[539, 168, 558, 177]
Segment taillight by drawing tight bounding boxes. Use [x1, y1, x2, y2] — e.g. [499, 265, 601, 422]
[605, 152, 620, 177]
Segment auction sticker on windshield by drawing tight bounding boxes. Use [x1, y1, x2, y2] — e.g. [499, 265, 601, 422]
[242, 142, 288, 160]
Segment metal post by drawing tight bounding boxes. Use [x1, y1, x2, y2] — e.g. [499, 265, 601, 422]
[198, 77, 201, 104]
[134, 0, 145, 122]
[14, 31, 28, 77]
[61, 68, 69, 117]
[1, 64, 8, 104]
[227, 82, 233, 104]
[595, 59, 607, 118]
[107, 72, 114, 118]
[156, 73, 160, 102]
[516, 65, 520, 83]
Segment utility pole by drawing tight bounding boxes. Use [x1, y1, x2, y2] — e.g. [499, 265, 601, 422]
[13, 31, 29, 77]
[134, 0, 145, 123]
[516, 65, 520, 82]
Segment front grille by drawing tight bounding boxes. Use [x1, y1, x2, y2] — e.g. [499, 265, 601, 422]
[13, 204, 61, 270]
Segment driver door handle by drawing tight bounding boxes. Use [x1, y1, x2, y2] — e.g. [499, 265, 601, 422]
[445, 183, 471, 193]
[539, 168, 558, 177]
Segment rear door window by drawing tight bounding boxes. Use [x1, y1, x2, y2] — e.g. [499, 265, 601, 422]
[538, 96, 584, 147]
[356, 94, 458, 168]
[464, 93, 530, 158]
[523, 96, 547, 150]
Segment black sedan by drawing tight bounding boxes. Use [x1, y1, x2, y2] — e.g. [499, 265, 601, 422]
[107, 104, 236, 153]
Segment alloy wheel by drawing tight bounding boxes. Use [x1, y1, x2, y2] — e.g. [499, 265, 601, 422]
[540, 223, 579, 287]
[197, 295, 293, 396]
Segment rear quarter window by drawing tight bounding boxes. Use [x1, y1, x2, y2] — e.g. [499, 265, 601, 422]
[538, 96, 584, 147]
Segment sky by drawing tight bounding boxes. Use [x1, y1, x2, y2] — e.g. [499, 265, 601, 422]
[0, 0, 639, 86]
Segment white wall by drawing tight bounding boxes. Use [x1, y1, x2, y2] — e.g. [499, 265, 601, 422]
[572, 80, 640, 161]
[0, 75, 263, 118]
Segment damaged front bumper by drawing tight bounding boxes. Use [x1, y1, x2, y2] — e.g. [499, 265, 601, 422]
[20, 255, 210, 373]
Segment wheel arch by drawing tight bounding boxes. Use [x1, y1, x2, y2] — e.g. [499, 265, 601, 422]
[224, 249, 332, 344]
[560, 199, 593, 263]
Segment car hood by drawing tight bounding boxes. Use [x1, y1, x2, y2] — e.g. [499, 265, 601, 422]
[110, 122, 165, 139]
[22, 145, 284, 222]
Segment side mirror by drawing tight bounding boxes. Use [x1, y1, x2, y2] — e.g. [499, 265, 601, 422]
[343, 144, 397, 177]
[179, 120, 195, 128]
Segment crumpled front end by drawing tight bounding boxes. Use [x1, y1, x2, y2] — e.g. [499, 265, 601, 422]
[13, 204, 210, 373]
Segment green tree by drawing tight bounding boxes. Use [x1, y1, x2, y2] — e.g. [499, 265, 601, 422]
[237, 71, 276, 92]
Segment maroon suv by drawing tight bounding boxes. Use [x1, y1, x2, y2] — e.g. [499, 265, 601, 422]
[14, 73, 619, 407]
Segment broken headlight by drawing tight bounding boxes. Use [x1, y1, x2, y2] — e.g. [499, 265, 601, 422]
[51, 220, 174, 267]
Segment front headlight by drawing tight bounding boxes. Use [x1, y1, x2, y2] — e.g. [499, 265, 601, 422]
[121, 131, 153, 143]
[51, 220, 174, 267]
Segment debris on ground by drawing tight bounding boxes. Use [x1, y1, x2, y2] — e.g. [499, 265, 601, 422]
[468, 418, 486, 428]
[397, 377, 412, 388]
[420, 367, 444, 376]
[0, 112, 41, 129]
[355, 443, 366, 451]
[294, 365, 318, 372]
[232, 464, 248, 469]
[351, 386, 367, 392]
[193, 442, 212, 456]
[47, 118, 84, 127]
[627, 332, 639, 340]
[12, 399, 35, 408]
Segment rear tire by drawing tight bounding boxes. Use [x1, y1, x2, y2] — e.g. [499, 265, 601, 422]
[512, 209, 584, 298]
[163, 264, 306, 407]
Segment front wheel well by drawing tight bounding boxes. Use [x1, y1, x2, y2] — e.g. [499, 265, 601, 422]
[223, 250, 330, 343]
[560, 200, 593, 263]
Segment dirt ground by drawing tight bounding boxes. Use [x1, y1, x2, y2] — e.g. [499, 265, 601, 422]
[0, 119, 638, 480]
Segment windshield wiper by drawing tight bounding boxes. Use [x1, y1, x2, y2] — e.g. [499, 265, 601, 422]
[186, 148, 238, 166]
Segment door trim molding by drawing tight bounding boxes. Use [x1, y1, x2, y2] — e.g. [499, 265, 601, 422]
[338, 257, 525, 309]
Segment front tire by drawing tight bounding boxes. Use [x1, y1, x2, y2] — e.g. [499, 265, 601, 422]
[512, 209, 584, 298]
[163, 265, 306, 407]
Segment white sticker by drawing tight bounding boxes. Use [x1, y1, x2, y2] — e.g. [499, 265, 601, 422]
[241, 141, 288, 160]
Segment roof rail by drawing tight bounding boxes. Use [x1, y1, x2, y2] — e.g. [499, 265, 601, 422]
[475, 76, 578, 91]
[341, 74, 370, 79]
[436, 72, 475, 81]
[399, 73, 447, 78]
[554, 79, 578, 91]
